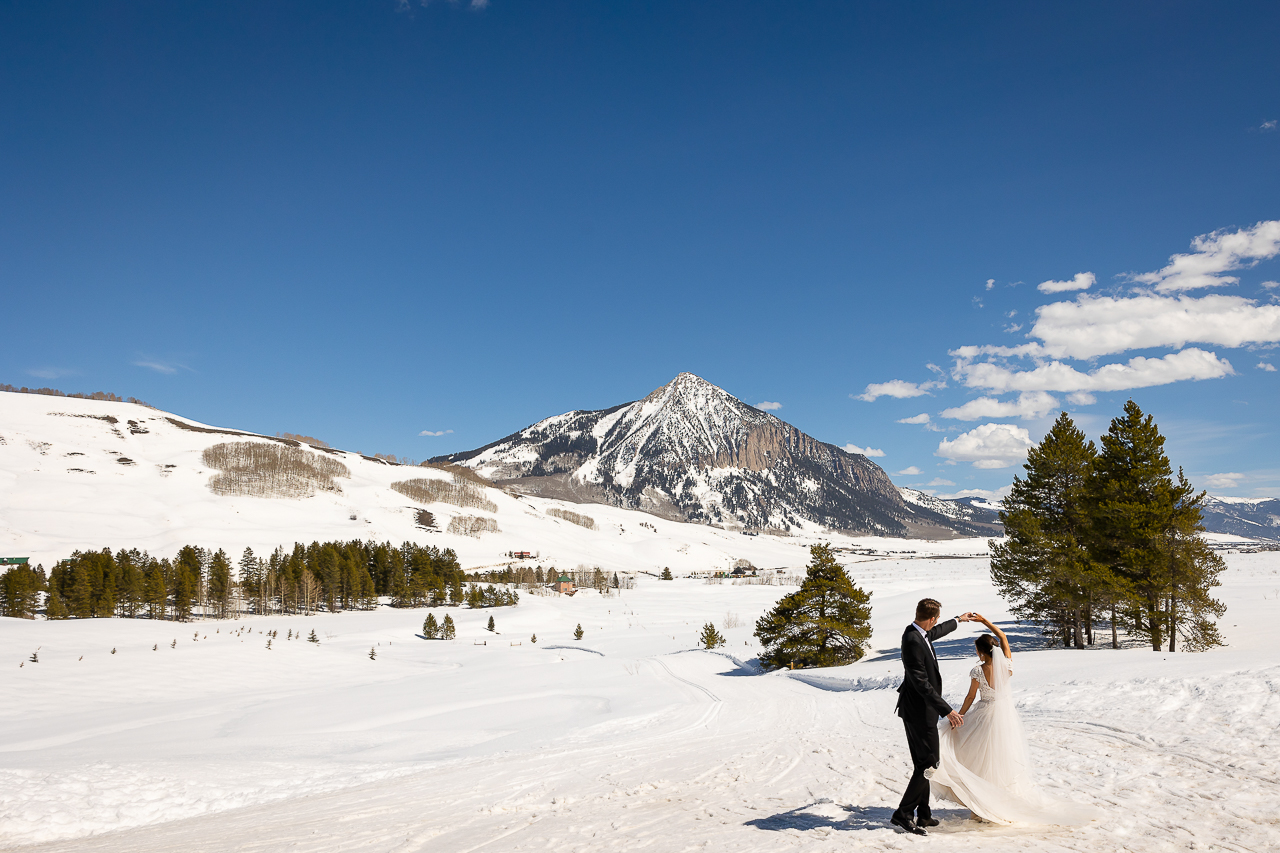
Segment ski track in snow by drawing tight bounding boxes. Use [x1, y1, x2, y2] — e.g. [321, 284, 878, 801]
[3, 553, 1280, 852]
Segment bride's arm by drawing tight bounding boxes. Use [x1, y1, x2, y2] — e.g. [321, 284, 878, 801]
[975, 613, 1013, 661]
[959, 679, 979, 715]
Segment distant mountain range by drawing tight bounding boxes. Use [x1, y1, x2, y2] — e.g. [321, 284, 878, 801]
[434, 373, 1002, 539]
[1199, 496, 1280, 541]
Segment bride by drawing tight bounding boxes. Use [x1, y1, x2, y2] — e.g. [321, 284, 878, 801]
[926, 614, 1092, 826]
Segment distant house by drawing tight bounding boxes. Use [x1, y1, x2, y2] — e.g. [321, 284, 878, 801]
[553, 574, 575, 594]
[512, 551, 532, 559]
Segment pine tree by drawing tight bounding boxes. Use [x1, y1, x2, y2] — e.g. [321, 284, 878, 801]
[574, 623, 584, 640]
[423, 613, 439, 638]
[441, 613, 456, 639]
[308, 629, 319, 643]
[486, 614, 495, 632]
[368, 646, 377, 660]
[990, 411, 1113, 648]
[754, 544, 872, 669]
[530, 633, 537, 643]
[207, 549, 232, 619]
[1158, 471, 1227, 651]
[45, 589, 68, 620]
[1090, 402, 1218, 648]
[699, 622, 726, 649]
[660, 567, 673, 580]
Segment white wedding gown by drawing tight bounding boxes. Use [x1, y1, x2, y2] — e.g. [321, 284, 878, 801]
[926, 650, 1093, 826]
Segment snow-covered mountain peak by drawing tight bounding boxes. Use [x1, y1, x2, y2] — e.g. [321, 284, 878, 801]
[437, 373, 1000, 537]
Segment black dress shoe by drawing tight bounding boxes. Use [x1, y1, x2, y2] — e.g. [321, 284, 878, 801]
[917, 816, 940, 827]
[890, 813, 927, 835]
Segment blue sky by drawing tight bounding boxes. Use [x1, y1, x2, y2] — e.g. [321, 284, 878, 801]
[2, 1, 1278, 499]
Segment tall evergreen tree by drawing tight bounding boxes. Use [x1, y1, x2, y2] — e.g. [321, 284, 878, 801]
[207, 549, 232, 618]
[441, 613, 456, 639]
[754, 544, 872, 668]
[990, 411, 1116, 648]
[423, 612, 439, 638]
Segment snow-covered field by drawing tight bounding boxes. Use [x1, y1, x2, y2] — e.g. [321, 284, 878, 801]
[4, 391, 1280, 851]
[3, 550, 1279, 852]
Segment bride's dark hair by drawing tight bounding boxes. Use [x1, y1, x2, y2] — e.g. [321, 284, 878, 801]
[975, 634, 997, 658]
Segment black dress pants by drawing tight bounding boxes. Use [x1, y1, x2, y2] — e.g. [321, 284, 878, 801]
[896, 717, 940, 820]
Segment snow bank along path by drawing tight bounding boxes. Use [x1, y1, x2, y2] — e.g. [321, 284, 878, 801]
[3, 550, 1279, 852]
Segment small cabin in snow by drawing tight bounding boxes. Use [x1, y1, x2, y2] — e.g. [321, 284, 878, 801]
[553, 574, 575, 594]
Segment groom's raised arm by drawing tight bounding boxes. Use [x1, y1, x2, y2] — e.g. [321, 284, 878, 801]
[926, 617, 959, 642]
[902, 635, 952, 717]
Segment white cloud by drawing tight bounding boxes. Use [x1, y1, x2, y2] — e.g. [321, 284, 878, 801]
[755, 401, 782, 411]
[1204, 472, 1244, 489]
[133, 359, 187, 375]
[1037, 271, 1096, 294]
[856, 379, 944, 402]
[894, 466, 922, 476]
[26, 367, 75, 380]
[419, 429, 454, 437]
[925, 478, 956, 487]
[937, 486, 1011, 502]
[955, 348, 1233, 393]
[1030, 293, 1280, 359]
[1004, 323, 1023, 333]
[1263, 120, 1277, 130]
[1258, 362, 1277, 372]
[897, 413, 931, 425]
[843, 443, 886, 458]
[1131, 220, 1280, 293]
[939, 391, 1059, 421]
[1262, 281, 1279, 290]
[985, 279, 995, 291]
[936, 423, 1034, 469]
[1066, 391, 1097, 405]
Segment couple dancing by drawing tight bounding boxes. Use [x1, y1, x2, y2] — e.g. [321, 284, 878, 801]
[890, 598, 1091, 835]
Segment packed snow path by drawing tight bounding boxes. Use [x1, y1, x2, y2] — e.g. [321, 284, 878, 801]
[4, 553, 1280, 852]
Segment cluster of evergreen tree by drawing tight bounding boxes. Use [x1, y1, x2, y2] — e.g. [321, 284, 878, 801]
[421, 612, 457, 639]
[753, 544, 873, 668]
[465, 584, 519, 608]
[0, 563, 45, 618]
[991, 403, 1226, 652]
[1, 540, 479, 621]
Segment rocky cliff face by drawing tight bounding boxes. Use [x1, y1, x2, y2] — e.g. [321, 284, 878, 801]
[435, 373, 997, 537]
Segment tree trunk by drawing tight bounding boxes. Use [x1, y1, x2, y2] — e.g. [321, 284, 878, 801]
[1086, 596, 1094, 646]
[1072, 608, 1083, 649]
[1110, 600, 1118, 649]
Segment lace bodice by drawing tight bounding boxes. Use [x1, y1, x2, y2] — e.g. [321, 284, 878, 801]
[970, 654, 1012, 702]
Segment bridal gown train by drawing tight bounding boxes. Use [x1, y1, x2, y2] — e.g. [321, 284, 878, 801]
[926, 650, 1093, 826]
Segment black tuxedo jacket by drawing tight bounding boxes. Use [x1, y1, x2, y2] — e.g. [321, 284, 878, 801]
[895, 619, 957, 723]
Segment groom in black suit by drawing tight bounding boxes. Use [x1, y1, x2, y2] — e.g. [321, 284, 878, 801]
[891, 598, 974, 836]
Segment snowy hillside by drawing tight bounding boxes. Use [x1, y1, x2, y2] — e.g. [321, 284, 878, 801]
[0, 390, 948, 573]
[436, 373, 999, 538]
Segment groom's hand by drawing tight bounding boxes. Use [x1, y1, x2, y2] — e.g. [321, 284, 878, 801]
[947, 710, 964, 729]
[957, 612, 975, 623]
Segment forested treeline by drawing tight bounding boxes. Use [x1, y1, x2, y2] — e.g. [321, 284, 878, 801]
[992, 402, 1226, 652]
[467, 564, 631, 593]
[0, 541, 498, 621]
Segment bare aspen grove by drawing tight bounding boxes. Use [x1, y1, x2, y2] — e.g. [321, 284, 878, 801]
[202, 441, 351, 499]
[446, 515, 501, 538]
[546, 508, 597, 530]
[391, 475, 499, 513]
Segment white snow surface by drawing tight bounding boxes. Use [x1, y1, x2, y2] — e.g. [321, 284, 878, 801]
[3, 391, 1280, 851]
[3, 554, 1279, 852]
